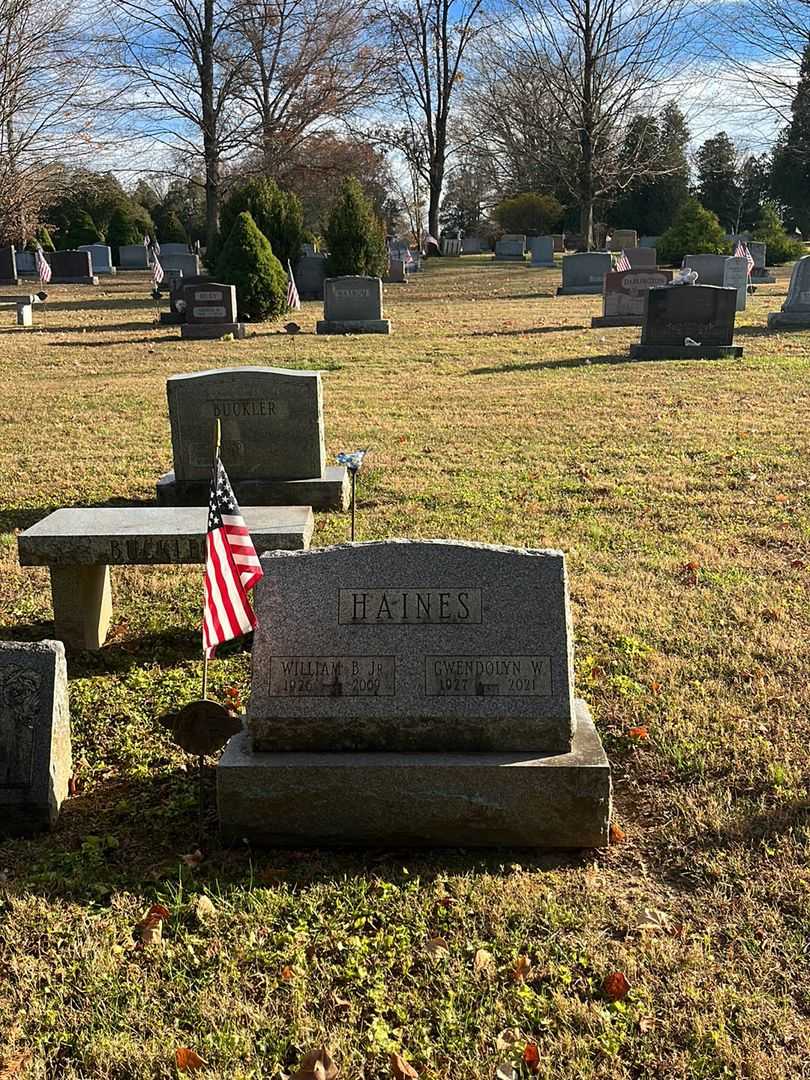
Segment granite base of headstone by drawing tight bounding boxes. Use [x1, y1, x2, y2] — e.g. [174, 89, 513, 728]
[0, 245, 21, 285]
[528, 236, 555, 267]
[156, 366, 350, 510]
[0, 640, 71, 835]
[767, 255, 810, 328]
[494, 235, 526, 262]
[316, 276, 390, 334]
[592, 269, 673, 327]
[630, 284, 743, 360]
[217, 540, 611, 848]
[557, 252, 612, 295]
[79, 244, 116, 275]
[179, 282, 246, 339]
[49, 250, 98, 285]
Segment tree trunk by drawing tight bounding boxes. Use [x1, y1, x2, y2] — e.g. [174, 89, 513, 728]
[201, 0, 220, 250]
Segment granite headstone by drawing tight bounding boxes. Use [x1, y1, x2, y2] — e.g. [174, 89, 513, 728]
[49, 250, 98, 284]
[78, 244, 116, 275]
[218, 539, 611, 848]
[768, 255, 810, 328]
[557, 252, 612, 295]
[317, 276, 390, 334]
[180, 281, 245, 339]
[118, 244, 151, 269]
[0, 245, 20, 284]
[592, 269, 673, 327]
[294, 254, 328, 300]
[156, 366, 349, 510]
[631, 284, 742, 359]
[0, 640, 71, 835]
[495, 235, 526, 261]
[528, 236, 555, 267]
[683, 255, 748, 311]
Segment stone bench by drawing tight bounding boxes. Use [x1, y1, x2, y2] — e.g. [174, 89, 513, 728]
[0, 294, 42, 327]
[18, 506, 314, 650]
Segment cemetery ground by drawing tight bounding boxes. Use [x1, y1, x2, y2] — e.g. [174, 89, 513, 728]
[0, 258, 808, 1079]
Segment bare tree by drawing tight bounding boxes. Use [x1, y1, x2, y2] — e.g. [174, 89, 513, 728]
[230, 0, 385, 172]
[379, 0, 488, 240]
[491, 0, 691, 247]
[0, 0, 104, 241]
[100, 0, 248, 247]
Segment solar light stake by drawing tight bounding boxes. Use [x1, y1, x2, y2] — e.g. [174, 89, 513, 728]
[351, 471, 357, 541]
[337, 449, 368, 543]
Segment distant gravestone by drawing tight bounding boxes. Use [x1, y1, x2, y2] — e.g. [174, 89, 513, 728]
[385, 258, 407, 283]
[49, 250, 98, 285]
[461, 235, 482, 254]
[639, 236, 660, 249]
[15, 250, 37, 276]
[316, 276, 390, 334]
[528, 236, 555, 267]
[218, 539, 611, 848]
[78, 244, 116, 275]
[551, 234, 565, 253]
[0, 245, 21, 284]
[624, 247, 656, 270]
[768, 254, 810, 328]
[495, 235, 526, 261]
[156, 366, 349, 510]
[592, 269, 673, 327]
[159, 242, 191, 256]
[441, 237, 461, 256]
[161, 252, 202, 278]
[557, 252, 611, 295]
[180, 281, 245, 340]
[748, 242, 776, 283]
[610, 229, 638, 250]
[0, 640, 71, 835]
[565, 233, 586, 251]
[118, 244, 151, 269]
[631, 284, 742, 360]
[294, 254, 328, 300]
[161, 274, 211, 324]
[683, 255, 748, 311]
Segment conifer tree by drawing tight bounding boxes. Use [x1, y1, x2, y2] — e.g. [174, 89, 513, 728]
[771, 43, 810, 233]
[216, 211, 288, 321]
[324, 177, 387, 278]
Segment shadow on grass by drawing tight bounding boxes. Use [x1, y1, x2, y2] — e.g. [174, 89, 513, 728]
[46, 333, 179, 346]
[42, 297, 157, 313]
[470, 353, 628, 374]
[467, 324, 590, 338]
[0, 766, 595, 903]
[39, 321, 164, 335]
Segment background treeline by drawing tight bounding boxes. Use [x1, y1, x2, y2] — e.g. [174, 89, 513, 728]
[2, 0, 810, 254]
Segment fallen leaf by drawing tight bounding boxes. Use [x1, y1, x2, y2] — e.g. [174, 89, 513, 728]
[291, 1046, 339, 1080]
[609, 822, 626, 844]
[390, 1051, 419, 1079]
[136, 902, 171, 947]
[603, 971, 631, 1001]
[638, 1015, 657, 1033]
[680, 560, 700, 586]
[628, 726, 649, 739]
[522, 1042, 541, 1074]
[175, 1047, 207, 1072]
[474, 948, 496, 977]
[195, 894, 216, 921]
[635, 907, 670, 933]
[426, 936, 449, 956]
[512, 954, 532, 982]
[789, 559, 804, 570]
[649, 680, 662, 695]
[762, 608, 781, 623]
[0, 1051, 32, 1078]
[280, 964, 295, 980]
[181, 850, 204, 868]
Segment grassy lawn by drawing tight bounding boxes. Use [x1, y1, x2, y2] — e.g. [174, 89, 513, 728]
[0, 258, 808, 1079]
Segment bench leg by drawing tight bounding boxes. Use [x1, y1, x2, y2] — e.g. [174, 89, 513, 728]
[16, 303, 32, 327]
[49, 565, 113, 650]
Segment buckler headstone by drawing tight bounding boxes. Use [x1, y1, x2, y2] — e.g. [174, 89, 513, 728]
[156, 367, 350, 510]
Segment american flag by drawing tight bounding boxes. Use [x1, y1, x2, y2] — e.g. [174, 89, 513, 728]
[614, 250, 632, 272]
[143, 234, 149, 247]
[152, 238, 161, 256]
[36, 246, 51, 284]
[734, 239, 755, 277]
[152, 255, 164, 287]
[203, 455, 263, 658]
[286, 260, 301, 310]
